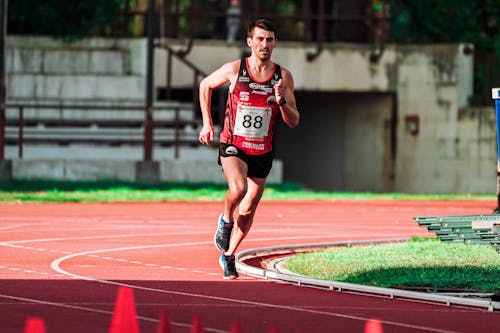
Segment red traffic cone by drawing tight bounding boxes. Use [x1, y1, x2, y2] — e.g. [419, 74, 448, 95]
[364, 318, 383, 333]
[190, 314, 204, 333]
[109, 287, 140, 333]
[24, 317, 46, 333]
[157, 311, 171, 333]
[230, 320, 242, 333]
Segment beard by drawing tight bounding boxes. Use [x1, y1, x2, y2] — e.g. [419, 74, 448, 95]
[257, 48, 272, 60]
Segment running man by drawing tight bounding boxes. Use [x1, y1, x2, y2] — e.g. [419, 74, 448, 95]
[198, 19, 300, 279]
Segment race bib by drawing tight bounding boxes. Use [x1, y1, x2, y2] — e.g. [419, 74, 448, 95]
[233, 104, 272, 138]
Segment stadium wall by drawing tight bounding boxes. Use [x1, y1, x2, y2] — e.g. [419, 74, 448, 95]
[4, 37, 496, 194]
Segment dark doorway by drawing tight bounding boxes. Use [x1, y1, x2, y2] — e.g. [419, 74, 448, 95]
[274, 92, 396, 192]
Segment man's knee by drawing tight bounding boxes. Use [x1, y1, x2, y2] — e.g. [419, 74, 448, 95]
[228, 183, 247, 202]
[239, 198, 260, 217]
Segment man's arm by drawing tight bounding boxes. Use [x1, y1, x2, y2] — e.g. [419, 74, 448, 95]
[274, 68, 300, 128]
[198, 60, 239, 145]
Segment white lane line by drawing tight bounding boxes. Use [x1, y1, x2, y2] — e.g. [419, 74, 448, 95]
[0, 294, 226, 333]
[4, 233, 353, 279]
[1, 232, 383, 247]
[0, 265, 65, 278]
[0, 231, 208, 246]
[1, 242, 216, 277]
[50, 245, 460, 333]
[0, 223, 51, 231]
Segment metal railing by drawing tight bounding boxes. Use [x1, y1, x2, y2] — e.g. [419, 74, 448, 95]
[5, 103, 201, 160]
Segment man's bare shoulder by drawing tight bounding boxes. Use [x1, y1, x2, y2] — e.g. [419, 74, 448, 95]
[220, 59, 241, 75]
[280, 66, 293, 78]
[280, 66, 295, 87]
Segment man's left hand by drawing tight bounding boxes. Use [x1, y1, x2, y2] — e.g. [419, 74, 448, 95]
[274, 79, 286, 105]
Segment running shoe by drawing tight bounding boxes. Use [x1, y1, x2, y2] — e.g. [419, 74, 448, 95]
[214, 213, 233, 251]
[219, 254, 239, 279]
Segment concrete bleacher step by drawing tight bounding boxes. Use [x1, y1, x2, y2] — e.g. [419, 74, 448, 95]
[8, 74, 146, 100]
[5, 36, 213, 161]
[7, 36, 147, 101]
[5, 98, 204, 153]
[6, 99, 197, 122]
[5, 127, 200, 145]
[8, 37, 132, 75]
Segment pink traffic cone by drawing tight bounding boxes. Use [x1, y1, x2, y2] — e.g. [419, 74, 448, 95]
[157, 311, 171, 333]
[230, 320, 242, 333]
[364, 318, 383, 333]
[109, 287, 140, 333]
[190, 314, 204, 333]
[23, 317, 46, 333]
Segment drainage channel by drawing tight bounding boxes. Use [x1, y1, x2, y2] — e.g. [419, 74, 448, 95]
[235, 238, 500, 312]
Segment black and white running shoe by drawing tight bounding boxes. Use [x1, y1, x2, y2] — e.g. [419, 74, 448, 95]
[214, 213, 233, 251]
[219, 254, 239, 279]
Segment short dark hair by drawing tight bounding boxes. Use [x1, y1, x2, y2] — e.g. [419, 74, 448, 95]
[247, 19, 277, 38]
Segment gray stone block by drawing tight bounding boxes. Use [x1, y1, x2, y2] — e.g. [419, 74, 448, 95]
[43, 50, 90, 74]
[90, 50, 129, 75]
[64, 160, 135, 181]
[12, 159, 65, 179]
[135, 160, 160, 184]
[0, 160, 12, 180]
[8, 74, 145, 100]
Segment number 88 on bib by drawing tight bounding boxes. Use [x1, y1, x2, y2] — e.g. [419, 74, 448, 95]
[233, 104, 272, 139]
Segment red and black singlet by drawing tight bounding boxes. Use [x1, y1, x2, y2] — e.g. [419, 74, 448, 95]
[219, 57, 282, 155]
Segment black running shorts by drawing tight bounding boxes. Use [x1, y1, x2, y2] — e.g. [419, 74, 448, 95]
[218, 143, 273, 178]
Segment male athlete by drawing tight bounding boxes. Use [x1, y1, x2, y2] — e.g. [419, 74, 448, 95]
[198, 19, 300, 279]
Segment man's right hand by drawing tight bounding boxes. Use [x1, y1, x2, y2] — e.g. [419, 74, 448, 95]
[198, 124, 214, 145]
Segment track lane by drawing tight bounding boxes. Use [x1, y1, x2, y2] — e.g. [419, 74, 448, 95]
[0, 201, 498, 332]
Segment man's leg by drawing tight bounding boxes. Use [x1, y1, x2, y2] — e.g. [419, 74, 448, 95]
[220, 156, 248, 223]
[225, 176, 266, 256]
[217, 156, 250, 279]
[214, 155, 247, 251]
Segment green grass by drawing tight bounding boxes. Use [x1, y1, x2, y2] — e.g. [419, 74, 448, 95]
[284, 237, 500, 293]
[0, 180, 495, 202]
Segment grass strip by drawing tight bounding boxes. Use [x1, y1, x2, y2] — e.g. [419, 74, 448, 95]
[284, 237, 500, 293]
[0, 180, 495, 202]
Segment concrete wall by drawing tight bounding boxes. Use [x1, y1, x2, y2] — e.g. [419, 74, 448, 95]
[11, 158, 283, 184]
[5, 36, 495, 194]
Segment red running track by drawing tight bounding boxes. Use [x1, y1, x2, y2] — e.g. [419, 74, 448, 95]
[0, 200, 499, 333]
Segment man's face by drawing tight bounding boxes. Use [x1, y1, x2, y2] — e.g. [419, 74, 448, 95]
[247, 27, 276, 61]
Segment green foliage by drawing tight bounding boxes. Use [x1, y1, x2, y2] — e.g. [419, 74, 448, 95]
[8, 0, 126, 41]
[390, 0, 477, 44]
[389, 0, 500, 104]
[389, 0, 499, 50]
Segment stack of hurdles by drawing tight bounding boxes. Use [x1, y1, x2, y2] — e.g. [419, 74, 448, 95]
[414, 215, 500, 252]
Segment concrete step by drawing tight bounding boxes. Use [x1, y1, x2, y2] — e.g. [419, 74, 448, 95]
[7, 74, 146, 100]
[8, 47, 131, 75]
[5, 126, 200, 143]
[6, 99, 197, 122]
[7, 36, 138, 75]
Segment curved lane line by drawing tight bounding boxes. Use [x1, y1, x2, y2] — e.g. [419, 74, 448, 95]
[50, 243, 460, 333]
